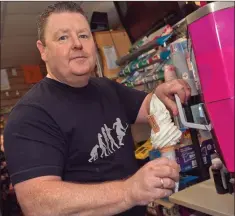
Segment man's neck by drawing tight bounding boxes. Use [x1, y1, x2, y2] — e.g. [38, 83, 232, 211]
[46, 73, 65, 84]
[46, 72, 89, 88]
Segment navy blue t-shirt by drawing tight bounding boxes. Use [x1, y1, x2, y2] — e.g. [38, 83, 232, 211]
[4, 77, 148, 216]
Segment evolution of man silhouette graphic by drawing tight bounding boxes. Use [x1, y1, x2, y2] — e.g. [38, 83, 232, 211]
[88, 118, 128, 163]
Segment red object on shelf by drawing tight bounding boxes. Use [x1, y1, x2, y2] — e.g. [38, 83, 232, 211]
[200, 2, 207, 7]
[22, 65, 43, 84]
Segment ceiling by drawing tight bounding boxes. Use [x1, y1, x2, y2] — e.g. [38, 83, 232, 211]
[1, 1, 121, 68]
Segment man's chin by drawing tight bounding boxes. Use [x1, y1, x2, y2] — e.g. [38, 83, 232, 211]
[71, 70, 91, 77]
[68, 71, 91, 87]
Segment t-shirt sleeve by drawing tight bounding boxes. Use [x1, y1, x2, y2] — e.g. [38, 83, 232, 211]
[3, 105, 66, 186]
[110, 79, 148, 124]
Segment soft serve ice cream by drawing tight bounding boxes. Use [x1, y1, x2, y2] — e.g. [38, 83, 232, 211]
[149, 94, 182, 149]
[148, 93, 182, 193]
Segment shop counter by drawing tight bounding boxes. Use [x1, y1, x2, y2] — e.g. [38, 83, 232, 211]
[169, 179, 234, 216]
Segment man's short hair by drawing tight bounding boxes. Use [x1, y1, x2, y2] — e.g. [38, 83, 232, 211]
[37, 1, 86, 45]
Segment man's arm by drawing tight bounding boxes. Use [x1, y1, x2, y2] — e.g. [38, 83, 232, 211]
[15, 176, 133, 216]
[15, 158, 179, 216]
[4, 88, 181, 216]
[135, 93, 152, 124]
[3, 105, 134, 216]
[135, 79, 191, 124]
[109, 78, 190, 125]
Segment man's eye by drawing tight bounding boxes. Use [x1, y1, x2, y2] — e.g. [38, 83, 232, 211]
[79, 34, 89, 39]
[58, 35, 68, 41]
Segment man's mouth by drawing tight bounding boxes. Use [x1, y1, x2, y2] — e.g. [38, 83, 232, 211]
[71, 56, 87, 60]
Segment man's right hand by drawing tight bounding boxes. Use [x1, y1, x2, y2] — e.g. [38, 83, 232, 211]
[124, 157, 180, 206]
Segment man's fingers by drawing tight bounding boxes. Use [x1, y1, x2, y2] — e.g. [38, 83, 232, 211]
[169, 83, 186, 104]
[151, 157, 180, 172]
[155, 79, 191, 115]
[166, 79, 191, 103]
[152, 177, 176, 189]
[152, 166, 179, 182]
[178, 79, 191, 102]
[150, 165, 180, 182]
[153, 188, 173, 199]
[162, 96, 178, 116]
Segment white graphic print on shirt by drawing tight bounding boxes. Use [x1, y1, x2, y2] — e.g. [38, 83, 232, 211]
[88, 118, 128, 163]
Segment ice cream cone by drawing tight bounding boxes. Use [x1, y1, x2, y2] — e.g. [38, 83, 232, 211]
[159, 145, 179, 193]
[159, 145, 175, 153]
[159, 145, 176, 161]
[147, 114, 160, 133]
[148, 93, 181, 193]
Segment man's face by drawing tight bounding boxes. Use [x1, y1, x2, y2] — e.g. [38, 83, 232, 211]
[37, 12, 96, 85]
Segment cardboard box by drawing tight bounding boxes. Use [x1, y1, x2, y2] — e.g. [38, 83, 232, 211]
[175, 139, 215, 172]
[175, 144, 197, 172]
[93, 30, 132, 79]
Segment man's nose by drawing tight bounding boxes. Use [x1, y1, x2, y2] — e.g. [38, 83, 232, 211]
[72, 37, 83, 50]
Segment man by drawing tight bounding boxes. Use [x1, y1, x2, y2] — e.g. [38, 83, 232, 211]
[1, 133, 22, 215]
[3, 2, 191, 216]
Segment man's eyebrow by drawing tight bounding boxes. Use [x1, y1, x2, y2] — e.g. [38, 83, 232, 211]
[77, 28, 90, 33]
[53, 28, 90, 37]
[54, 28, 70, 36]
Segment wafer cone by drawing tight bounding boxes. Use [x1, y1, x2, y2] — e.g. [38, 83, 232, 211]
[159, 145, 175, 153]
[159, 145, 179, 193]
[147, 114, 160, 133]
[158, 145, 176, 161]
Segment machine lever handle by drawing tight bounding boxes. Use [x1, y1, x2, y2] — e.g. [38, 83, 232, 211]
[174, 94, 212, 131]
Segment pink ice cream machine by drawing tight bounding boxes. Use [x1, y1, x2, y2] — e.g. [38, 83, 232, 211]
[175, 2, 234, 186]
[186, 1, 234, 173]
[174, 1, 234, 181]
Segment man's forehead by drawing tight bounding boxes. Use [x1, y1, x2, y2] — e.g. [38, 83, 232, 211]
[47, 12, 88, 25]
[54, 27, 90, 33]
[45, 12, 90, 35]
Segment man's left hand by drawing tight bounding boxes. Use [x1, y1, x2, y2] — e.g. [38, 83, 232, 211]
[154, 79, 191, 116]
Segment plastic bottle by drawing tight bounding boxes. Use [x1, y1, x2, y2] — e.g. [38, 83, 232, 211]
[211, 157, 228, 194]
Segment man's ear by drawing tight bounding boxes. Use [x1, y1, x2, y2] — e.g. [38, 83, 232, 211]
[36, 40, 47, 62]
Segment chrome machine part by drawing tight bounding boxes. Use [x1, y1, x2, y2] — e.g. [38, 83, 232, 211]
[186, 2, 234, 25]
